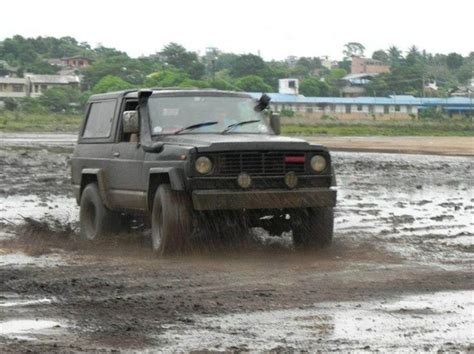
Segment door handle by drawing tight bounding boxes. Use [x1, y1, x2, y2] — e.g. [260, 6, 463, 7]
[113, 152, 120, 158]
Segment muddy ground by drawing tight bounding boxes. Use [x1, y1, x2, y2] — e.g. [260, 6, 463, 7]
[0, 134, 473, 352]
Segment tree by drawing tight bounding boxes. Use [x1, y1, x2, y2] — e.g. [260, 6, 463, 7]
[229, 54, 267, 78]
[388, 46, 403, 66]
[82, 54, 154, 87]
[39, 87, 81, 112]
[143, 69, 188, 87]
[372, 50, 389, 63]
[343, 42, 365, 59]
[299, 78, 330, 97]
[160, 42, 205, 79]
[446, 53, 464, 69]
[406, 45, 422, 65]
[92, 75, 134, 94]
[234, 75, 272, 92]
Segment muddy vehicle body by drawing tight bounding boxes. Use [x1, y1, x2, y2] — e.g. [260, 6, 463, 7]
[71, 89, 337, 254]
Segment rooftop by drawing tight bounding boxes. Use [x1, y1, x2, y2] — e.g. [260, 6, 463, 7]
[0, 77, 26, 84]
[248, 92, 474, 107]
[24, 74, 80, 84]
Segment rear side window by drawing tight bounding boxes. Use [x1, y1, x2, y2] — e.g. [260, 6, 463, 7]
[83, 100, 116, 138]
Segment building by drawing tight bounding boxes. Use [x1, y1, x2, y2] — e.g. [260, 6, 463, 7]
[248, 93, 473, 121]
[339, 73, 377, 97]
[0, 74, 81, 99]
[278, 78, 299, 95]
[285, 56, 299, 68]
[0, 77, 29, 98]
[351, 56, 390, 74]
[61, 56, 93, 68]
[320, 56, 339, 70]
[25, 74, 80, 97]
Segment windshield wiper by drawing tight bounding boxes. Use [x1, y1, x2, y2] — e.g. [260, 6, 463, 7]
[174, 121, 218, 134]
[222, 120, 260, 134]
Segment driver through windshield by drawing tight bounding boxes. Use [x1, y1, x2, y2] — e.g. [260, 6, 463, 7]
[148, 95, 270, 135]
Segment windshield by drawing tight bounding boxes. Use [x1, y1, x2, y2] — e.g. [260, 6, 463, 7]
[148, 95, 271, 135]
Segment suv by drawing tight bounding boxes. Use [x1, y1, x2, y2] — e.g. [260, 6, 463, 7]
[71, 89, 337, 254]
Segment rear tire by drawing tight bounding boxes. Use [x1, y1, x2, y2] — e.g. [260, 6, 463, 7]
[151, 184, 193, 255]
[79, 183, 119, 240]
[292, 207, 334, 249]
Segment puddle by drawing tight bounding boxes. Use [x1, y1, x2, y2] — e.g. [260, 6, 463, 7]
[157, 290, 473, 351]
[0, 252, 66, 267]
[0, 195, 77, 224]
[0, 133, 76, 147]
[0, 319, 65, 340]
[0, 298, 53, 307]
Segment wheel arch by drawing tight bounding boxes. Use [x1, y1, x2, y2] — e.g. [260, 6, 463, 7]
[147, 167, 185, 211]
[79, 168, 111, 209]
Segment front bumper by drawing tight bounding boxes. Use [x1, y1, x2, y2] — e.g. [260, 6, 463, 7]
[192, 187, 337, 210]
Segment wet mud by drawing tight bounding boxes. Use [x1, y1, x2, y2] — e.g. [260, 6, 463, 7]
[0, 135, 473, 351]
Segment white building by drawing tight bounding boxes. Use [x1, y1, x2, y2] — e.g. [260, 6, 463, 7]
[278, 78, 299, 95]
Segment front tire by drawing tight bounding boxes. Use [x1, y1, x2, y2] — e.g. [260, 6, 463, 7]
[151, 184, 193, 255]
[292, 207, 334, 249]
[79, 183, 118, 240]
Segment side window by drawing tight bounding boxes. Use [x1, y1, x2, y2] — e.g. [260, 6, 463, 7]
[83, 100, 116, 138]
[120, 100, 139, 142]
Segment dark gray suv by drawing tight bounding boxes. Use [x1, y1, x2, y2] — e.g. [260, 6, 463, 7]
[71, 89, 337, 254]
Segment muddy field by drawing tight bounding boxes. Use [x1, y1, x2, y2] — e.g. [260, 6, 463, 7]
[0, 134, 473, 352]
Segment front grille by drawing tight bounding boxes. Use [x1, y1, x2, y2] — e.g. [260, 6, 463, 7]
[216, 152, 306, 176]
[191, 177, 331, 190]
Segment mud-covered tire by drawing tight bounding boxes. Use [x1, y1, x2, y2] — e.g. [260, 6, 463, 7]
[292, 207, 334, 249]
[151, 184, 193, 255]
[79, 183, 119, 240]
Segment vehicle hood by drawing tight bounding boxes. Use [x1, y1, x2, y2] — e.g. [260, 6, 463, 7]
[158, 134, 327, 152]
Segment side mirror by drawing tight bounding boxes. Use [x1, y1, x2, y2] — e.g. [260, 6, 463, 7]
[254, 94, 271, 112]
[270, 113, 281, 135]
[123, 111, 139, 134]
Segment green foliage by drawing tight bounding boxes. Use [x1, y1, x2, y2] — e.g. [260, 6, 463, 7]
[234, 75, 272, 92]
[320, 114, 337, 121]
[143, 70, 188, 88]
[160, 42, 205, 79]
[372, 50, 389, 63]
[280, 108, 295, 117]
[82, 54, 157, 87]
[343, 42, 365, 59]
[446, 53, 464, 70]
[299, 78, 330, 96]
[18, 97, 46, 113]
[2, 98, 19, 111]
[0, 35, 93, 67]
[282, 122, 473, 137]
[39, 87, 82, 112]
[229, 54, 267, 78]
[0, 111, 81, 132]
[178, 79, 211, 89]
[418, 108, 447, 120]
[92, 75, 134, 94]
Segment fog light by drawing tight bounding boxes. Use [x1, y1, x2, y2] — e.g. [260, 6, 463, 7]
[284, 172, 298, 189]
[237, 173, 252, 189]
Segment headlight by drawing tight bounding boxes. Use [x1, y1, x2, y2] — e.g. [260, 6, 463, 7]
[310, 155, 327, 172]
[195, 156, 213, 175]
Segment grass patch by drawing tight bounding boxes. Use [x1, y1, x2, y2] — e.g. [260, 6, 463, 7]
[283, 121, 474, 137]
[0, 111, 81, 132]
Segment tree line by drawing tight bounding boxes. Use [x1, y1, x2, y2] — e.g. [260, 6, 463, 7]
[0, 36, 472, 113]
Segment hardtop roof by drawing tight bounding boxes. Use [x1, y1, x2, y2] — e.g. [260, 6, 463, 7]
[88, 89, 252, 102]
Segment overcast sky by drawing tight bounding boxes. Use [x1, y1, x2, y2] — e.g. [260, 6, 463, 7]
[2, 0, 473, 60]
